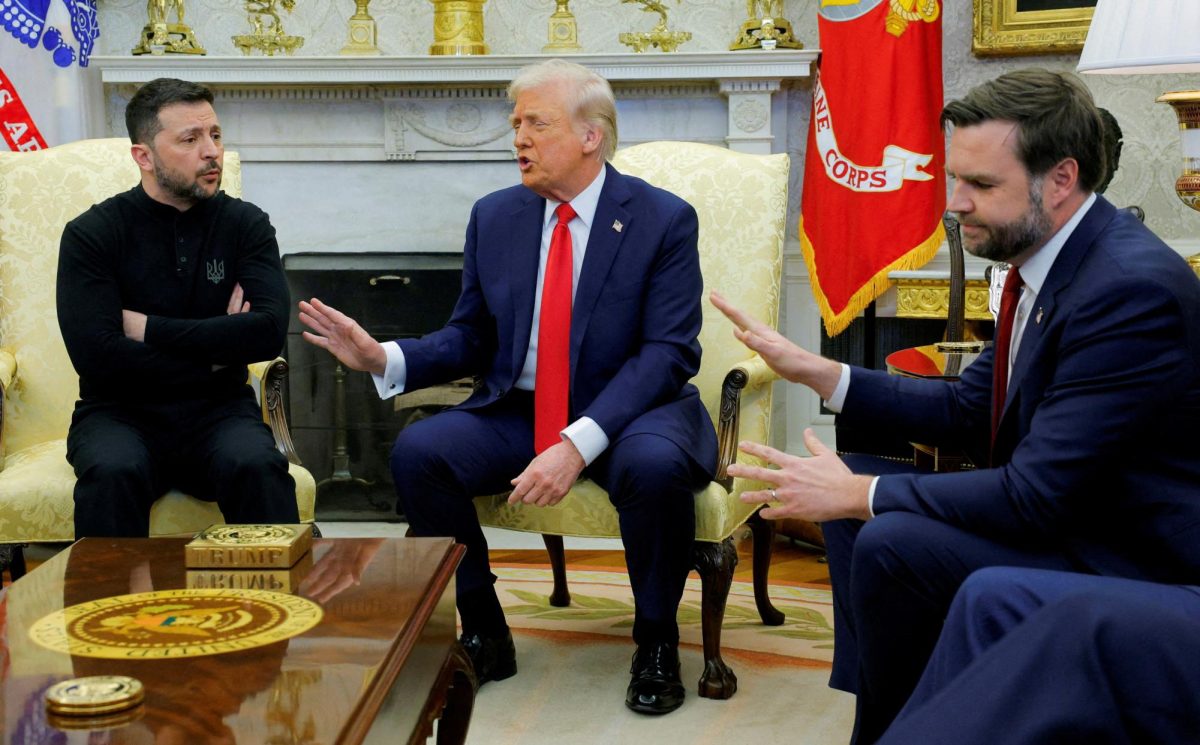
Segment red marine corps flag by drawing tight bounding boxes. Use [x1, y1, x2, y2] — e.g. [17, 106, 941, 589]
[800, 0, 945, 335]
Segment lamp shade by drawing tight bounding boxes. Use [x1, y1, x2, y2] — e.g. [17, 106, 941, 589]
[1078, 0, 1200, 75]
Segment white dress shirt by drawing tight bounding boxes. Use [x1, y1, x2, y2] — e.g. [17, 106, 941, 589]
[372, 167, 611, 465]
[826, 192, 1097, 515]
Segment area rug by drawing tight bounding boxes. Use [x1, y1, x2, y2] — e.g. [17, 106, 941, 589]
[463, 563, 854, 744]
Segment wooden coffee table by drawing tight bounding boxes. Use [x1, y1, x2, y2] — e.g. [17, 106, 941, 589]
[0, 536, 474, 744]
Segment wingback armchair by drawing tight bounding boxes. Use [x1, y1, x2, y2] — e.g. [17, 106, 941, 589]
[0, 138, 316, 579]
[472, 141, 790, 699]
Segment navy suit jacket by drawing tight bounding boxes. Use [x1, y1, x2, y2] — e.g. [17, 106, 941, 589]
[839, 196, 1200, 583]
[397, 163, 717, 474]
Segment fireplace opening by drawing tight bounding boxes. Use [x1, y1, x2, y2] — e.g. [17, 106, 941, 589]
[284, 252, 466, 521]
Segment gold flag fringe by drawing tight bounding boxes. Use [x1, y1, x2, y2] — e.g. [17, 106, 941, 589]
[799, 217, 946, 337]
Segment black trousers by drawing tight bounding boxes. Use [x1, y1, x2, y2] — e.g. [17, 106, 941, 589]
[390, 391, 707, 646]
[66, 387, 298, 538]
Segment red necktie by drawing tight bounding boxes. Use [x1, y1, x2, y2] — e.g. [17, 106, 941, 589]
[534, 202, 577, 454]
[991, 266, 1023, 455]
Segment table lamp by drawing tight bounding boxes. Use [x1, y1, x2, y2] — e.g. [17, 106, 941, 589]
[1078, 0, 1200, 273]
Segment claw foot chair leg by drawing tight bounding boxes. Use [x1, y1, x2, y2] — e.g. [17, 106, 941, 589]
[693, 537, 739, 699]
[542, 534, 571, 607]
[747, 511, 785, 625]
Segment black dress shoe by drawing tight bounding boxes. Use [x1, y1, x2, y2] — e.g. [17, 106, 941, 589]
[625, 641, 685, 714]
[461, 629, 517, 686]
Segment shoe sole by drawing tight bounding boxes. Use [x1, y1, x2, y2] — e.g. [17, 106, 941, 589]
[625, 697, 683, 715]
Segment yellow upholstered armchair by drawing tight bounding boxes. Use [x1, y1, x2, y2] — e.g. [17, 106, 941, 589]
[0, 138, 315, 579]
[473, 141, 789, 700]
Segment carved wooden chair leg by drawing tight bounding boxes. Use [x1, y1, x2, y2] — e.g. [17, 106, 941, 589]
[693, 537, 738, 699]
[747, 511, 785, 625]
[541, 534, 571, 607]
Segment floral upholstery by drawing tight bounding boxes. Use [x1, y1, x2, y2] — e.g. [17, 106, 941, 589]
[473, 140, 788, 543]
[0, 138, 314, 545]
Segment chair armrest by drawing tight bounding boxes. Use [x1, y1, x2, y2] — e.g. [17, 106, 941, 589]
[247, 357, 302, 466]
[715, 354, 779, 489]
[0, 348, 13, 470]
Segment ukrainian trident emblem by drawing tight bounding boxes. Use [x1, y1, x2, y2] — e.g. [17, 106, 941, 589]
[206, 259, 225, 284]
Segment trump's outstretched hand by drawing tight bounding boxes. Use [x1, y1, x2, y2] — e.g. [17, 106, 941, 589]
[299, 298, 388, 375]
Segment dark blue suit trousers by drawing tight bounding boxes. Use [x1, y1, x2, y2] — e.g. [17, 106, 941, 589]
[878, 567, 1200, 744]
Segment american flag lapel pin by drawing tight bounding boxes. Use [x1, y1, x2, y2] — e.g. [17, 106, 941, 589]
[612, 220, 623, 233]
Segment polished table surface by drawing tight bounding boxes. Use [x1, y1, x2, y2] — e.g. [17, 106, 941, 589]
[0, 536, 468, 744]
[885, 343, 983, 381]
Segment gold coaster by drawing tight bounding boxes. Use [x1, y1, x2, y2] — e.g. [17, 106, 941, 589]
[45, 675, 144, 716]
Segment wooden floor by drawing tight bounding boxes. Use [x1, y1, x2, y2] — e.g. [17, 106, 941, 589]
[492, 532, 831, 586]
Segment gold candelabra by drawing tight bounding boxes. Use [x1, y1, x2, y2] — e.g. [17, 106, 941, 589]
[618, 0, 691, 53]
[232, 0, 304, 56]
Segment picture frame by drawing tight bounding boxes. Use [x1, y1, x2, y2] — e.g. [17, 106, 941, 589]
[972, 0, 1096, 57]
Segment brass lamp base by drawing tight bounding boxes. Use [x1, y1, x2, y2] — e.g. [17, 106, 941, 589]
[1156, 91, 1200, 278]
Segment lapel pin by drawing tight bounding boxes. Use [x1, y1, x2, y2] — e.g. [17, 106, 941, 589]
[612, 220, 623, 233]
[1036, 307, 1044, 324]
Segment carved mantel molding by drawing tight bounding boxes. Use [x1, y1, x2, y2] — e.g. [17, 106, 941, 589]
[91, 51, 817, 85]
[91, 51, 817, 159]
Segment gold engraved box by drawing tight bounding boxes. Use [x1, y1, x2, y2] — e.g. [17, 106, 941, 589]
[185, 524, 312, 569]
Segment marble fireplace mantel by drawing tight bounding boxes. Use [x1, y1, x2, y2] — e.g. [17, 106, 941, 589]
[91, 51, 817, 159]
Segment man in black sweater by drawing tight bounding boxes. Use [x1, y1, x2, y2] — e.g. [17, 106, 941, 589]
[57, 78, 298, 538]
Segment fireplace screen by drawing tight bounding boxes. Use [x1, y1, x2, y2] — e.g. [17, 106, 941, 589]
[284, 252, 465, 521]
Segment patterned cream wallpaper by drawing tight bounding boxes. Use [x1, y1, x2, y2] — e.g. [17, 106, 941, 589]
[94, 0, 1199, 242]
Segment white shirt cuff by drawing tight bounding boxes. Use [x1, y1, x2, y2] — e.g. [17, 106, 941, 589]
[825, 363, 852, 413]
[372, 341, 407, 400]
[563, 416, 608, 466]
[867, 476, 880, 517]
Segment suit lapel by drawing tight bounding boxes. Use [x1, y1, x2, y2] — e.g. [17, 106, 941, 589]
[509, 194, 547, 382]
[1002, 196, 1117, 423]
[571, 164, 631, 361]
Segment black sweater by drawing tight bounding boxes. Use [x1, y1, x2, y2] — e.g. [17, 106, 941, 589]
[57, 184, 289, 404]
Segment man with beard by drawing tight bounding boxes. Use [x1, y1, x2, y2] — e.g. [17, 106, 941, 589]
[57, 77, 298, 538]
[711, 68, 1200, 743]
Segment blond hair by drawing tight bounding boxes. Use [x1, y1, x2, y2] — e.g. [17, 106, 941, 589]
[508, 59, 618, 162]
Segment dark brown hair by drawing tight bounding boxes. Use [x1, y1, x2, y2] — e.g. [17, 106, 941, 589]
[941, 68, 1107, 192]
[125, 78, 214, 146]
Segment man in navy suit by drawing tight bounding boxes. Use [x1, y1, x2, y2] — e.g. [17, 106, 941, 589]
[299, 59, 715, 715]
[878, 568, 1200, 744]
[713, 67, 1200, 742]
